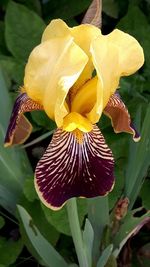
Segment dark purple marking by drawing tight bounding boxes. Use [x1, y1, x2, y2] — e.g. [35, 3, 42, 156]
[5, 93, 43, 146]
[130, 122, 140, 140]
[35, 125, 115, 209]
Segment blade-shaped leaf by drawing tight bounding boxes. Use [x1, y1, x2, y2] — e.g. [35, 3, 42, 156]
[0, 67, 32, 213]
[83, 219, 94, 267]
[42, 199, 87, 236]
[88, 196, 109, 264]
[17, 205, 68, 267]
[125, 104, 150, 209]
[140, 180, 150, 210]
[97, 244, 113, 267]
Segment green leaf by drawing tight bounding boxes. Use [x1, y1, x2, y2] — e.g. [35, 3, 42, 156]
[23, 178, 38, 202]
[18, 198, 59, 264]
[102, 0, 119, 18]
[0, 216, 5, 229]
[16, 0, 42, 15]
[17, 205, 68, 267]
[88, 196, 109, 264]
[125, 104, 150, 209]
[0, 237, 23, 266]
[97, 244, 113, 267]
[104, 254, 117, 267]
[5, 1, 45, 61]
[31, 111, 56, 131]
[22, 131, 53, 148]
[113, 210, 150, 257]
[42, 199, 87, 236]
[140, 180, 150, 210]
[0, 67, 33, 213]
[83, 219, 94, 267]
[43, 0, 91, 20]
[0, 21, 8, 55]
[108, 166, 125, 210]
[0, 54, 26, 85]
[0, 55, 16, 79]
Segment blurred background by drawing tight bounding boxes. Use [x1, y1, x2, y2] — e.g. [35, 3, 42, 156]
[0, 0, 150, 266]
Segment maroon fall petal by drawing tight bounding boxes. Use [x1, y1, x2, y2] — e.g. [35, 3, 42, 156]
[104, 93, 140, 141]
[35, 125, 115, 210]
[4, 93, 43, 147]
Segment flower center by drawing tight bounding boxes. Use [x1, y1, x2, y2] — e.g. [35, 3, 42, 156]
[63, 112, 93, 133]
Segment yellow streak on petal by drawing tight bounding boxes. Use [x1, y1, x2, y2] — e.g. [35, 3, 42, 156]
[63, 112, 93, 133]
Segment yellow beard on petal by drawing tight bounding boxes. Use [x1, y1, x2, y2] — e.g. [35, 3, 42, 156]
[73, 129, 84, 144]
[63, 112, 93, 133]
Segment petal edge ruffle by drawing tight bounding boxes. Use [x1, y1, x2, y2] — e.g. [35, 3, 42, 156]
[104, 93, 140, 142]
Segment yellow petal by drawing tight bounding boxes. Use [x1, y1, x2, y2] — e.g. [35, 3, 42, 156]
[42, 19, 101, 56]
[71, 24, 101, 57]
[91, 36, 120, 113]
[70, 24, 101, 91]
[42, 19, 101, 92]
[71, 76, 98, 115]
[89, 30, 144, 123]
[86, 79, 104, 123]
[63, 112, 93, 132]
[106, 29, 144, 76]
[71, 76, 104, 124]
[24, 36, 88, 126]
[42, 19, 70, 42]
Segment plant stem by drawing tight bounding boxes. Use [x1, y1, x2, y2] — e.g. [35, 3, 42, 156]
[67, 198, 89, 267]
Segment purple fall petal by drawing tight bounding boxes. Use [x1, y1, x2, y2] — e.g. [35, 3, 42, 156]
[35, 125, 115, 210]
[5, 93, 43, 146]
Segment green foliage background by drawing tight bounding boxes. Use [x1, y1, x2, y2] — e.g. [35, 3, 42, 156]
[0, 0, 150, 266]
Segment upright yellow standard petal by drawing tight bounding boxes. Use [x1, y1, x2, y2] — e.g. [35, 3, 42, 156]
[42, 19, 70, 42]
[24, 36, 88, 126]
[70, 24, 101, 92]
[91, 36, 120, 112]
[89, 29, 144, 122]
[106, 29, 144, 76]
[41, 19, 101, 93]
[42, 19, 101, 56]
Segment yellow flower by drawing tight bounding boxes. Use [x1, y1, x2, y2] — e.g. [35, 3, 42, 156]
[24, 19, 144, 131]
[5, 19, 144, 210]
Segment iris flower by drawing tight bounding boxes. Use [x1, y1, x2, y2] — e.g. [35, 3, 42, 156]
[5, 19, 144, 210]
